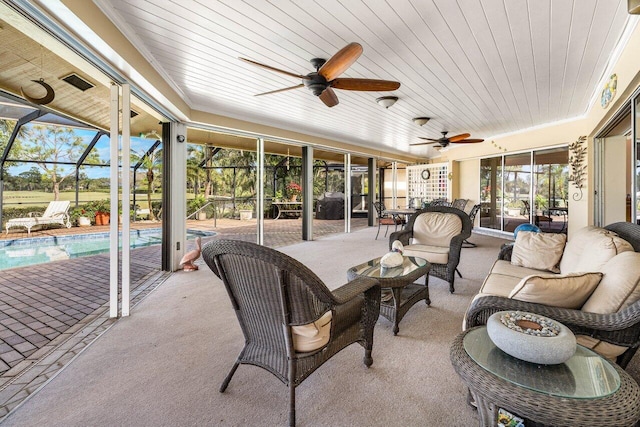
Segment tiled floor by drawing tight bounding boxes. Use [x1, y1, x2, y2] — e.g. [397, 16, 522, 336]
[0, 216, 367, 418]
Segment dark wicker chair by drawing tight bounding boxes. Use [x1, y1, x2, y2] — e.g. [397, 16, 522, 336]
[202, 239, 381, 427]
[389, 206, 472, 293]
[462, 203, 481, 248]
[465, 221, 640, 369]
[373, 200, 403, 240]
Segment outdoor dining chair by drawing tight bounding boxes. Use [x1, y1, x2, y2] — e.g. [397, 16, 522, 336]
[373, 201, 403, 240]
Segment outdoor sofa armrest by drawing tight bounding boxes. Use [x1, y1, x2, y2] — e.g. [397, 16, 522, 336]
[388, 229, 412, 249]
[465, 295, 640, 368]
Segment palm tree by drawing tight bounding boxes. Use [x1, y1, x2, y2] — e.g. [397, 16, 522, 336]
[132, 148, 162, 221]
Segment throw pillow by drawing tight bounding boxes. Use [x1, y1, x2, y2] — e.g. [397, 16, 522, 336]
[559, 226, 633, 274]
[508, 272, 603, 309]
[511, 231, 567, 273]
[581, 251, 640, 314]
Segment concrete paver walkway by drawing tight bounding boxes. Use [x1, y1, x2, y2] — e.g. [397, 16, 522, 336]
[0, 216, 368, 418]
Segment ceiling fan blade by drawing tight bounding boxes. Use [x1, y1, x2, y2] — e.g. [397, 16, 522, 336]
[447, 133, 471, 142]
[330, 78, 400, 91]
[319, 87, 339, 107]
[418, 137, 441, 142]
[254, 84, 304, 96]
[318, 42, 363, 81]
[455, 139, 484, 144]
[239, 57, 310, 80]
[410, 141, 441, 146]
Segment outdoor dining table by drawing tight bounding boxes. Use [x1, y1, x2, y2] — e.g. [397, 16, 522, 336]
[384, 208, 417, 225]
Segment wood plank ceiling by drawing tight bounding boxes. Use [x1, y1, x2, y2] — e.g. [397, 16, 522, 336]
[56, 1, 640, 157]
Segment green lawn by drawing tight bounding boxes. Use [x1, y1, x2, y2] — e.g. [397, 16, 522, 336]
[2, 191, 160, 209]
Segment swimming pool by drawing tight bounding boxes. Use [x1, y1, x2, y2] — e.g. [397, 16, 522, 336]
[0, 228, 215, 270]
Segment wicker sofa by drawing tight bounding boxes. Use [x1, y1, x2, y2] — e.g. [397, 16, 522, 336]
[465, 222, 640, 368]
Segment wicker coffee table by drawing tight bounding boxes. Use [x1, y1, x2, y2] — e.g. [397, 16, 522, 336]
[450, 327, 640, 426]
[347, 255, 429, 335]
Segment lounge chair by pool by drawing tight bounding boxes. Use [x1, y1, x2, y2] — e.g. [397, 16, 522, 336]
[5, 200, 72, 235]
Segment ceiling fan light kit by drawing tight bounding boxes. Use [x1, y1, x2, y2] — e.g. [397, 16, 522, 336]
[376, 96, 398, 108]
[412, 117, 430, 126]
[240, 42, 400, 108]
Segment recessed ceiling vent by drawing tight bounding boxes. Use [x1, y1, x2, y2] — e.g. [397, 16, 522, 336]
[61, 73, 94, 91]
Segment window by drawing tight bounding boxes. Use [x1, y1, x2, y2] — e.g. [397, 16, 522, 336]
[480, 147, 569, 234]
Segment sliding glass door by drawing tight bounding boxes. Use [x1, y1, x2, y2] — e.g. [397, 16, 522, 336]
[480, 147, 569, 234]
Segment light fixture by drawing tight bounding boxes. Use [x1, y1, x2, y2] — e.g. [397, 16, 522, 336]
[629, 0, 640, 14]
[376, 96, 398, 108]
[412, 117, 430, 126]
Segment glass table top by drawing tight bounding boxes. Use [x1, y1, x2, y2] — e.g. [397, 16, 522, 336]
[463, 327, 620, 399]
[349, 255, 428, 279]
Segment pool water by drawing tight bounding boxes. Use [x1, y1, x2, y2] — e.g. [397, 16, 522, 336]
[0, 229, 215, 270]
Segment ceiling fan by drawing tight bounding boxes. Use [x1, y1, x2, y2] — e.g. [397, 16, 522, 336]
[410, 131, 484, 148]
[239, 42, 400, 107]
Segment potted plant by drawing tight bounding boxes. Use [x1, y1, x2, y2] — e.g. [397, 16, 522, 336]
[286, 182, 302, 201]
[92, 199, 110, 225]
[189, 195, 208, 220]
[71, 206, 92, 227]
[237, 203, 253, 220]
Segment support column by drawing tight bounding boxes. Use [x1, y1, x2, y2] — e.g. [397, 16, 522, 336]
[257, 138, 264, 245]
[344, 153, 351, 233]
[109, 83, 119, 318]
[168, 123, 187, 271]
[368, 158, 375, 227]
[302, 146, 313, 240]
[392, 162, 398, 209]
[121, 84, 131, 316]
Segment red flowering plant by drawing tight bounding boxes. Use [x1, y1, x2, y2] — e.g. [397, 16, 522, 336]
[286, 182, 302, 199]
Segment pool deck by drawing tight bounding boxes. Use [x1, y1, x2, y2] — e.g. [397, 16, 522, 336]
[0, 216, 367, 418]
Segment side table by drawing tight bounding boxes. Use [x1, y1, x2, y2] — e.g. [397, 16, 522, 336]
[347, 255, 429, 335]
[450, 327, 640, 426]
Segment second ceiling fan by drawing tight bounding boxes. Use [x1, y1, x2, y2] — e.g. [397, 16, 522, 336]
[410, 131, 484, 148]
[239, 42, 400, 107]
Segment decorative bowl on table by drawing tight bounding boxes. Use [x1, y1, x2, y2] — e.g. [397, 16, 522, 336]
[486, 311, 576, 365]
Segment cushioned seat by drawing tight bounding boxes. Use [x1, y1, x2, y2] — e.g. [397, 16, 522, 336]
[390, 206, 472, 293]
[465, 222, 640, 369]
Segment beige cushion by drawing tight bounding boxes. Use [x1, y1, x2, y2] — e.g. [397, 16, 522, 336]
[582, 251, 640, 313]
[576, 252, 640, 359]
[560, 226, 634, 274]
[508, 272, 603, 309]
[403, 244, 449, 264]
[291, 311, 332, 352]
[411, 212, 462, 247]
[511, 231, 566, 273]
[576, 335, 626, 361]
[490, 259, 549, 280]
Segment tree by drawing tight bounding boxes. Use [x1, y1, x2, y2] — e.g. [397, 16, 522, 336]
[18, 125, 100, 200]
[18, 167, 43, 191]
[132, 147, 162, 221]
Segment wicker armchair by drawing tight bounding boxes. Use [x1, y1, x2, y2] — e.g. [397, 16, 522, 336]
[389, 206, 472, 293]
[465, 221, 640, 369]
[202, 240, 381, 427]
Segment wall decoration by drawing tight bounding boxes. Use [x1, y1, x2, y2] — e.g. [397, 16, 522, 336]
[20, 79, 55, 105]
[600, 74, 617, 109]
[568, 135, 587, 201]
